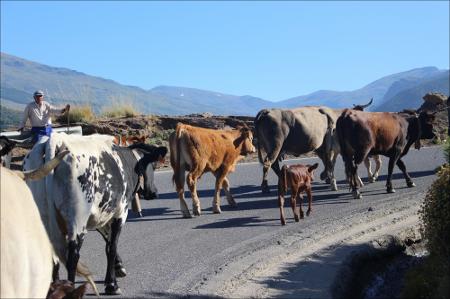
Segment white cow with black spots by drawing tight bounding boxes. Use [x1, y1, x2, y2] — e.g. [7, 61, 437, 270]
[23, 133, 167, 295]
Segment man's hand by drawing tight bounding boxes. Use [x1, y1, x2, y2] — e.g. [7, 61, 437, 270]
[63, 104, 70, 113]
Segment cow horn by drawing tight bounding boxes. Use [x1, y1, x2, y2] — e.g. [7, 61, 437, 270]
[360, 98, 373, 109]
[18, 150, 70, 180]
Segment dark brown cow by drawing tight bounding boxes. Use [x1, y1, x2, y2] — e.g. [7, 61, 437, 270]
[169, 123, 256, 217]
[278, 163, 318, 225]
[336, 109, 436, 198]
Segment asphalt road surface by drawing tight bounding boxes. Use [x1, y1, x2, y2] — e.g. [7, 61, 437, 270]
[75, 146, 445, 298]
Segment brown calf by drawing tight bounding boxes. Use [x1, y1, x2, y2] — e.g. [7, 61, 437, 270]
[169, 123, 256, 217]
[278, 163, 319, 225]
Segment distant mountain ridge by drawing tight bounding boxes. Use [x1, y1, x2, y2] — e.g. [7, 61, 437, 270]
[1, 52, 448, 117]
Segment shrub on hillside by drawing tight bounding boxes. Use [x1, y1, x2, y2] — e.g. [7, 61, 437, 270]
[402, 165, 450, 299]
[56, 105, 95, 123]
[101, 104, 138, 118]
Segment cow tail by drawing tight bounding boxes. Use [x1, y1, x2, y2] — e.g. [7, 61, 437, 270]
[171, 123, 184, 186]
[76, 262, 99, 296]
[336, 111, 354, 188]
[254, 110, 268, 165]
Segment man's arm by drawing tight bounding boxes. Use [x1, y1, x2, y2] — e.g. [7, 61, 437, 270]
[48, 103, 70, 114]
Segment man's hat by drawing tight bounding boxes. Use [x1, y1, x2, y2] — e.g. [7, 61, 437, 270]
[33, 90, 44, 96]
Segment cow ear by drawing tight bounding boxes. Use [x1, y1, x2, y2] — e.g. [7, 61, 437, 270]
[308, 163, 319, 172]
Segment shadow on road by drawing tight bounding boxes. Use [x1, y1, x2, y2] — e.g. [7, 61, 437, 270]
[194, 216, 277, 229]
[142, 291, 225, 299]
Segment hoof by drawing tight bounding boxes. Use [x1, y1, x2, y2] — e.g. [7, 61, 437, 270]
[193, 209, 201, 216]
[331, 184, 338, 191]
[352, 190, 362, 199]
[407, 181, 416, 188]
[294, 215, 300, 222]
[281, 220, 286, 226]
[306, 209, 311, 216]
[105, 284, 122, 295]
[115, 266, 127, 278]
[182, 212, 192, 219]
[212, 208, 222, 214]
[325, 177, 331, 184]
[299, 212, 304, 219]
[369, 177, 376, 183]
[387, 188, 396, 193]
[138, 212, 143, 218]
[320, 172, 327, 181]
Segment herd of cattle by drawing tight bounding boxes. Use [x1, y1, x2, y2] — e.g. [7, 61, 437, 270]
[0, 100, 439, 297]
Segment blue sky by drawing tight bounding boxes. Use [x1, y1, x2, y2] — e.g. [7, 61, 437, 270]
[1, 1, 449, 101]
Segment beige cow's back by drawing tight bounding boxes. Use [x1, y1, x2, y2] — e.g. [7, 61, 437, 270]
[1, 167, 53, 298]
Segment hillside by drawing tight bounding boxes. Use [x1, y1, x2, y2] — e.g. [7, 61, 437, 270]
[0, 53, 273, 116]
[278, 67, 446, 109]
[1, 52, 448, 121]
[375, 71, 449, 112]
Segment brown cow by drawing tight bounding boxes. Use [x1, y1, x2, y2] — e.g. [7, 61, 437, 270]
[169, 123, 256, 217]
[336, 109, 436, 199]
[113, 135, 146, 146]
[278, 163, 318, 225]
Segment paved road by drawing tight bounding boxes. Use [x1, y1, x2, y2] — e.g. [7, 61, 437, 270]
[76, 146, 445, 297]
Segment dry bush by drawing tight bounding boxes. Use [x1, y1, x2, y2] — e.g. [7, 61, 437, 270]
[56, 105, 95, 123]
[101, 104, 138, 118]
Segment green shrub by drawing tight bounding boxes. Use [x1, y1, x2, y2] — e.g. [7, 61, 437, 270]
[56, 105, 95, 123]
[148, 129, 174, 146]
[101, 104, 138, 118]
[443, 138, 450, 163]
[403, 165, 450, 299]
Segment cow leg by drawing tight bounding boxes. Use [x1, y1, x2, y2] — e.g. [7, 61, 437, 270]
[67, 234, 84, 283]
[261, 149, 282, 194]
[104, 218, 123, 295]
[386, 157, 398, 193]
[293, 190, 301, 221]
[52, 261, 60, 281]
[397, 158, 415, 188]
[213, 171, 228, 214]
[278, 190, 286, 226]
[186, 172, 201, 216]
[175, 169, 191, 218]
[306, 188, 313, 216]
[364, 157, 374, 183]
[222, 177, 237, 207]
[317, 150, 337, 191]
[97, 228, 127, 278]
[373, 155, 382, 182]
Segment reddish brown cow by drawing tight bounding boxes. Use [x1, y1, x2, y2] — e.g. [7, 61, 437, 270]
[278, 163, 318, 225]
[113, 135, 146, 146]
[169, 123, 256, 217]
[336, 109, 436, 199]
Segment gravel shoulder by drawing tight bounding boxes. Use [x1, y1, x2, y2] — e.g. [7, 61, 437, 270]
[194, 190, 426, 298]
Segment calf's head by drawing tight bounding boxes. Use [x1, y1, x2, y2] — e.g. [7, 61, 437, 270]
[307, 163, 319, 179]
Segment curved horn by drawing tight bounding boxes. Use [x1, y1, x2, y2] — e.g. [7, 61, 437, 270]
[360, 98, 373, 109]
[17, 150, 70, 180]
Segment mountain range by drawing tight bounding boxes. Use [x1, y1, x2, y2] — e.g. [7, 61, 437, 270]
[1, 52, 448, 117]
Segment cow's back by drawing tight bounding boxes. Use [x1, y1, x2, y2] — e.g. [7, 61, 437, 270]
[256, 107, 332, 155]
[1, 167, 53, 298]
[338, 110, 408, 156]
[178, 125, 242, 171]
